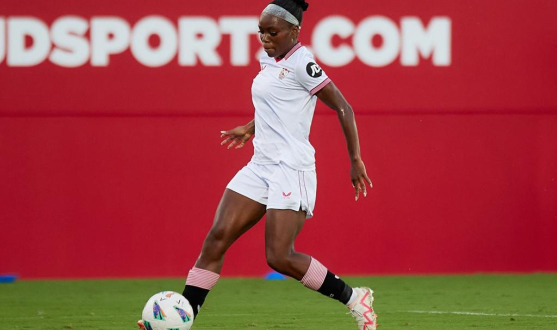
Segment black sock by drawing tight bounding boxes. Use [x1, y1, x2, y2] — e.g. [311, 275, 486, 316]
[182, 285, 209, 318]
[317, 271, 353, 304]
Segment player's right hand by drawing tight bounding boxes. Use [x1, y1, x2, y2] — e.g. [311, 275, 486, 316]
[220, 126, 254, 149]
[350, 158, 373, 201]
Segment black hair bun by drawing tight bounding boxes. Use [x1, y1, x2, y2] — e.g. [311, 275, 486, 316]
[292, 0, 309, 11]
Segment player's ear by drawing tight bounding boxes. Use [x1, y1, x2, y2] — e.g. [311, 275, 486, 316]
[291, 25, 300, 39]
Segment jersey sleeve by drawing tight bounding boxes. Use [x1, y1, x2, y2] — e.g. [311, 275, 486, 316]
[295, 54, 331, 96]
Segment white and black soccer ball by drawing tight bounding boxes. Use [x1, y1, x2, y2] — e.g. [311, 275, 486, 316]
[141, 291, 194, 330]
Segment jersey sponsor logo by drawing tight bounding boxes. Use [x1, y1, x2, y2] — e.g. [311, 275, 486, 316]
[306, 62, 323, 78]
[282, 192, 292, 198]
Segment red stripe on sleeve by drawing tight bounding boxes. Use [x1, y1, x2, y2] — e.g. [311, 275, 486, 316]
[310, 78, 332, 96]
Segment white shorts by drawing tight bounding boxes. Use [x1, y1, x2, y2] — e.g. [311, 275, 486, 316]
[226, 162, 317, 218]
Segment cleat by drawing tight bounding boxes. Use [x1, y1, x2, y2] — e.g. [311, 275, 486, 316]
[137, 320, 145, 329]
[348, 287, 377, 330]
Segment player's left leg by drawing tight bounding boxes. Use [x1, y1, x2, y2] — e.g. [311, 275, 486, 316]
[265, 209, 377, 330]
[264, 209, 313, 280]
[265, 209, 355, 301]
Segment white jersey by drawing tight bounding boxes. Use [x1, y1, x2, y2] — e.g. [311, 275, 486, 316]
[251, 43, 331, 171]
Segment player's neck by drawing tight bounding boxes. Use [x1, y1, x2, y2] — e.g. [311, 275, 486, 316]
[277, 41, 299, 60]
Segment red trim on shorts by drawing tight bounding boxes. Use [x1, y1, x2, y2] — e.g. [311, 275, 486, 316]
[298, 171, 304, 211]
[302, 172, 310, 211]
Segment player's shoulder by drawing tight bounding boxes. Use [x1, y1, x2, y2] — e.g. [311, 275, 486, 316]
[290, 45, 316, 66]
[257, 44, 321, 72]
[291, 46, 323, 74]
[290, 46, 327, 82]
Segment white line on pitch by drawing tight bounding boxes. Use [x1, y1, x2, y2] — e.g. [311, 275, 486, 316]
[408, 310, 557, 318]
[9, 311, 557, 321]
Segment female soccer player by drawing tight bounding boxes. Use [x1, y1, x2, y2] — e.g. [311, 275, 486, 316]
[140, 0, 376, 329]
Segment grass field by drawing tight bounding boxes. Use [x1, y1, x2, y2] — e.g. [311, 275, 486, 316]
[1, 274, 556, 330]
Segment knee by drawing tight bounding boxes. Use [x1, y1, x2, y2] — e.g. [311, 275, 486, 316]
[206, 225, 227, 245]
[200, 227, 230, 259]
[265, 249, 292, 275]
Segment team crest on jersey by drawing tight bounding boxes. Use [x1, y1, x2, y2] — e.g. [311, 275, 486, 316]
[279, 68, 291, 80]
[306, 62, 323, 78]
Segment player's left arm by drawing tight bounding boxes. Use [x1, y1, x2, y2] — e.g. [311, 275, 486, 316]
[316, 82, 372, 201]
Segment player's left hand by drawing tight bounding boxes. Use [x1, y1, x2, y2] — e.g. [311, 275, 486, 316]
[220, 125, 253, 149]
[350, 159, 372, 201]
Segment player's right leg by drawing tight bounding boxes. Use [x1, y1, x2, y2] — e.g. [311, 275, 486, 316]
[138, 188, 265, 329]
[195, 188, 266, 273]
[183, 188, 266, 318]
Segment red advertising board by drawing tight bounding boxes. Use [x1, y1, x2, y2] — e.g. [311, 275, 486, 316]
[0, 0, 556, 278]
[1, 0, 556, 115]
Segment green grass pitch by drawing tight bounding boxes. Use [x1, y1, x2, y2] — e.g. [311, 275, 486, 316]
[1, 274, 556, 330]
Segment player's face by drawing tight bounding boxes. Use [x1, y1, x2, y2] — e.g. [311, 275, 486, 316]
[258, 13, 299, 58]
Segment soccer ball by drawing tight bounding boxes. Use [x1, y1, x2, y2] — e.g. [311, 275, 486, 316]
[141, 291, 194, 330]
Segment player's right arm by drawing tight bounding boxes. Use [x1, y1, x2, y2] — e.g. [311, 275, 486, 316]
[220, 119, 255, 149]
[315, 82, 372, 201]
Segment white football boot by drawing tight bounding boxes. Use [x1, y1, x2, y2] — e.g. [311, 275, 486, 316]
[348, 287, 378, 330]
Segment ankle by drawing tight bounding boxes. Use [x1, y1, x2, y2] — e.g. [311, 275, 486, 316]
[346, 288, 359, 308]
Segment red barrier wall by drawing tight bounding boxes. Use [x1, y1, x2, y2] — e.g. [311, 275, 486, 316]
[1, 114, 556, 278]
[1, 0, 556, 278]
[1, 0, 556, 115]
